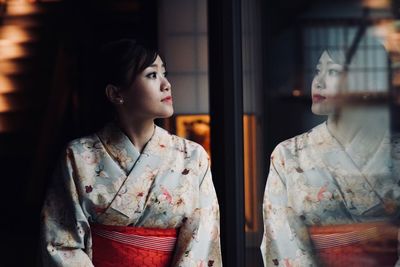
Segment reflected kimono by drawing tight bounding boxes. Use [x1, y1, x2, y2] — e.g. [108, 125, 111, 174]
[41, 123, 222, 267]
[261, 122, 400, 267]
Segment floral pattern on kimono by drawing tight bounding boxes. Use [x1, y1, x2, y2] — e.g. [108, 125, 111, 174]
[261, 122, 400, 267]
[40, 122, 222, 267]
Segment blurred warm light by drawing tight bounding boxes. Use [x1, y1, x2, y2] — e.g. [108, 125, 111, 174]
[0, 95, 10, 113]
[0, 61, 22, 75]
[372, 20, 400, 54]
[243, 115, 259, 232]
[0, 76, 15, 94]
[292, 89, 302, 97]
[393, 73, 400, 87]
[6, 2, 39, 16]
[387, 38, 400, 54]
[175, 115, 210, 155]
[0, 43, 28, 60]
[0, 26, 32, 43]
[362, 0, 390, 8]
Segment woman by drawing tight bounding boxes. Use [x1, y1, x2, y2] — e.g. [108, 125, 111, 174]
[261, 32, 400, 266]
[40, 39, 222, 267]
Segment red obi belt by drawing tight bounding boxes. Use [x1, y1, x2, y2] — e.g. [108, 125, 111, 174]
[309, 222, 398, 267]
[91, 224, 178, 267]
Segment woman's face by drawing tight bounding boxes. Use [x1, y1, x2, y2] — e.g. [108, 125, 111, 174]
[120, 55, 173, 120]
[311, 50, 344, 116]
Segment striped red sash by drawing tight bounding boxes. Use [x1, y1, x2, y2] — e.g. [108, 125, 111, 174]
[309, 222, 398, 267]
[91, 224, 178, 267]
[311, 226, 380, 249]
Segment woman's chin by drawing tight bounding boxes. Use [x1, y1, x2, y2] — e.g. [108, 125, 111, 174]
[311, 104, 332, 116]
[157, 109, 174, 119]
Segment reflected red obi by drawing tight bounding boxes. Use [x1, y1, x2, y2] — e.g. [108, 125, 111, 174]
[91, 224, 178, 267]
[309, 222, 398, 267]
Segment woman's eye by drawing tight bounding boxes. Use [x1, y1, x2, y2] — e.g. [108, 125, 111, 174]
[314, 69, 321, 76]
[328, 69, 341, 76]
[163, 71, 168, 78]
[146, 72, 157, 79]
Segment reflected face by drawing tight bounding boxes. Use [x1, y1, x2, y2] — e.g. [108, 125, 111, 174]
[121, 55, 174, 119]
[311, 51, 344, 116]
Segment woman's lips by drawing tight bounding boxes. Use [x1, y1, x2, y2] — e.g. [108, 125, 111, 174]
[312, 94, 326, 103]
[161, 96, 173, 103]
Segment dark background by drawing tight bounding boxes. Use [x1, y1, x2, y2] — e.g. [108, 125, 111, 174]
[0, 1, 158, 265]
[1, 0, 397, 266]
[0, 0, 329, 266]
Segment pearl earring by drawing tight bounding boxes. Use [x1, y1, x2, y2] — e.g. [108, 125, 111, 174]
[119, 99, 124, 104]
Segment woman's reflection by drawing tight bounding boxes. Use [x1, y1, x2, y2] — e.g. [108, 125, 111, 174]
[261, 30, 400, 267]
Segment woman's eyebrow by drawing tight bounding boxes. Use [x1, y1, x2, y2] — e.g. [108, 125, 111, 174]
[148, 63, 166, 68]
[326, 60, 341, 65]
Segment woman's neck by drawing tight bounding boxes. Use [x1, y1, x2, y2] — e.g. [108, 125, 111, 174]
[327, 112, 360, 146]
[117, 116, 155, 153]
[327, 106, 389, 147]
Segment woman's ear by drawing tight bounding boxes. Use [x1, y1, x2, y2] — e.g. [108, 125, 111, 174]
[105, 84, 124, 105]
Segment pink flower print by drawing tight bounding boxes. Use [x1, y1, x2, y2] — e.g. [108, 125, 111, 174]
[317, 184, 332, 201]
[197, 261, 206, 267]
[161, 187, 173, 204]
[283, 259, 292, 267]
[114, 149, 132, 168]
[85, 185, 93, 193]
[81, 151, 98, 165]
[317, 187, 326, 201]
[94, 206, 107, 214]
[159, 143, 166, 148]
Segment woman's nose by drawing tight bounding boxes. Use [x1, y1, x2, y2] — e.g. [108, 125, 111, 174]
[315, 73, 326, 89]
[161, 77, 171, 91]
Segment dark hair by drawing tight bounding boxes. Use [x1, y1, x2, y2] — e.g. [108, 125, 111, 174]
[98, 39, 158, 90]
[86, 39, 159, 132]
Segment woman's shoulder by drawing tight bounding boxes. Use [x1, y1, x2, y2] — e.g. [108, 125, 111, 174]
[273, 122, 326, 157]
[64, 132, 100, 152]
[159, 126, 209, 159]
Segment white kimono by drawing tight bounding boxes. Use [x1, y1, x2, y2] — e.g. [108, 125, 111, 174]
[41, 123, 222, 267]
[261, 122, 400, 266]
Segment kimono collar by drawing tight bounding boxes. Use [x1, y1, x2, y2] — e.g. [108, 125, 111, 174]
[312, 121, 389, 216]
[96, 122, 171, 175]
[321, 120, 390, 170]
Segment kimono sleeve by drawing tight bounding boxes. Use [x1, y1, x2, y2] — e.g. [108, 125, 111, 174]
[260, 146, 316, 267]
[40, 148, 94, 267]
[172, 147, 222, 267]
